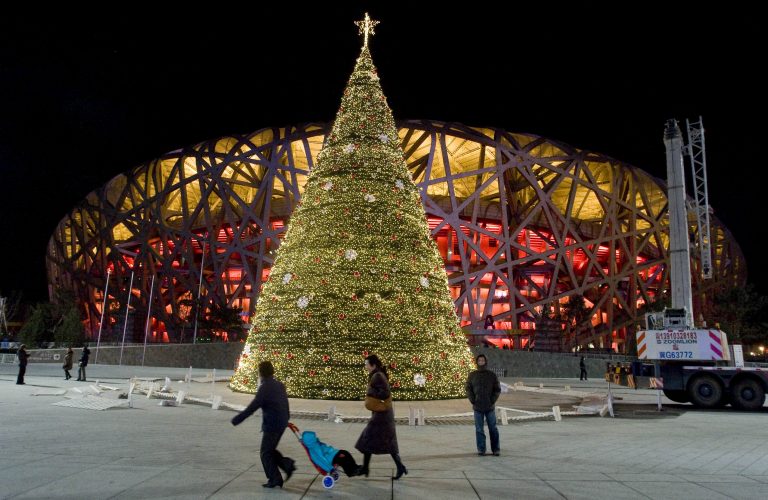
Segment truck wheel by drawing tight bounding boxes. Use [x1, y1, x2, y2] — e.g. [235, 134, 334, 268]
[663, 389, 689, 403]
[731, 378, 766, 410]
[688, 375, 723, 409]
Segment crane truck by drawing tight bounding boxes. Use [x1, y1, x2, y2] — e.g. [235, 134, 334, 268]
[632, 119, 767, 410]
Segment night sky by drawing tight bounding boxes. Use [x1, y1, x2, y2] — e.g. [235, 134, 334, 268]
[0, 4, 762, 303]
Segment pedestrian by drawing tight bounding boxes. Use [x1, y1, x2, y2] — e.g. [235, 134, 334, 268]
[466, 354, 501, 456]
[355, 354, 407, 480]
[76, 344, 90, 381]
[231, 361, 296, 489]
[63, 347, 74, 380]
[16, 344, 29, 385]
[579, 356, 588, 381]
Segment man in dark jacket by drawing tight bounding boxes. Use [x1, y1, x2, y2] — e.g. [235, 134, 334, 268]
[16, 344, 29, 385]
[77, 344, 90, 381]
[466, 354, 501, 456]
[231, 361, 296, 488]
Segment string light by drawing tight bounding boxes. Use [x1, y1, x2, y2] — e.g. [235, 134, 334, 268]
[230, 17, 474, 400]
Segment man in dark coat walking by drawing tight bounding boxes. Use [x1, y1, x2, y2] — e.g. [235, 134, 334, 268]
[579, 356, 588, 381]
[16, 344, 29, 385]
[466, 354, 501, 456]
[231, 361, 296, 488]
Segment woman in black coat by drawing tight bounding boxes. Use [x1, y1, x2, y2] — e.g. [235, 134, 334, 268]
[355, 354, 408, 480]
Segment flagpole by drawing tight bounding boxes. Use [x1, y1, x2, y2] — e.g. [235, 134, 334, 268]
[94, 269, 111, 364]
[192, 241, 207, 344]
[119, 270, 135, 366]
[141, 274, 155, 367]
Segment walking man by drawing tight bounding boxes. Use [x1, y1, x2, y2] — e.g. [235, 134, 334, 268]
[466, 354, 501, 456]
[579, 356, 588, 381]
[231, 361, 296, 488]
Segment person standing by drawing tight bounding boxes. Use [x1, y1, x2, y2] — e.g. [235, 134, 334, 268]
[76, 344, 90, 381]
[466, 354, 501, 456]
[231, 361, 296, 488]
[16, 344, 29, 385]
[579, 356, 588, 381]
[63, 347, 74, 380]
[355, 354, 407, 480]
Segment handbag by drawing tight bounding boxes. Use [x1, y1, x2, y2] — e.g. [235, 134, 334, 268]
[364, 394, 392, 412]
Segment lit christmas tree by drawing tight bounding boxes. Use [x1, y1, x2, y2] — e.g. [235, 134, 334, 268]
[230, 14, 474, 399]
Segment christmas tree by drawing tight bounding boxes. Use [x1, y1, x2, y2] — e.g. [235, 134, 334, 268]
[230, 14, 474, 400]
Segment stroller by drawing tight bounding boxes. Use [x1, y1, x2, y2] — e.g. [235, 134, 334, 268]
[288, 422, 358, 489]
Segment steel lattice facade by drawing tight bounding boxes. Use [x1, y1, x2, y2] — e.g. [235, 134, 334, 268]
[46, 121, 745, 350]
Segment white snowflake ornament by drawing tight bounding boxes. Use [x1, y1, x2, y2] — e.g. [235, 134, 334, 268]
[344, 144, 355, 154]
[345, 249, 358, 261]
[419, 276, 430, 288]
[282, 273, 292, 284]
[322, 181, 333, 191]
[395, 179, 404, 189]
[378, 133, 390, 143]
[414, 373, 426, 387]
[364, 193, 376, 203]
[297, 296, 310, 309]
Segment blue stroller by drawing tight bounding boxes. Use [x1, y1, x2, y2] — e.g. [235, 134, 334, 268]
[288, 422, 360, 489]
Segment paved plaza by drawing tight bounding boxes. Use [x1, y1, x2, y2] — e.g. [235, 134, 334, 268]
[1, 363, 767, 499]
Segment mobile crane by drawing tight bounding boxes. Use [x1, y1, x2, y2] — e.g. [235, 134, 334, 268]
[634, 119, 767, 410]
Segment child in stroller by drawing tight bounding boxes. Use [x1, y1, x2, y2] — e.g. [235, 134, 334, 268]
[288, 423, 361, 488]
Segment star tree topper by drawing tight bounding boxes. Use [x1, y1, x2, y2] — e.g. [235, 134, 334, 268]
[354, 12, 379, 49]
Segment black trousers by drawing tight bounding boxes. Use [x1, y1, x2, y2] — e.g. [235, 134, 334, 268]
[580, 368, 588, 380]
[261, 429, 293, 485]
[78, 365, 86, 381]
[17, 365, 26, 384]
[333, 450, 360, 477]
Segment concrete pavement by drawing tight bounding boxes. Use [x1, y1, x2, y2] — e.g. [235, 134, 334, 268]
[1, 363, 767, 499]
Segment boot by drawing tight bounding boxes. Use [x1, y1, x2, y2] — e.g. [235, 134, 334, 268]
[357, 453, 371, 477]
[392, 454, 408, 480]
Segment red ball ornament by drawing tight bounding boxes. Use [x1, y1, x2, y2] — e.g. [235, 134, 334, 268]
[362, 350, 369, 357]
[304, 311, 312, 318]
[410, 328, 418, 335]
[241, 353, 248, 359]
[287, 353, 294, 360]
[375, 313, 382, 320]
[322, 355, 330, 362]
[427, 373, 433, 381]
[412, 356, 420, 364]
[393, 381, 401, 388]
[390, 362, 397, 369]
[243, 377, 249, 385]
[309, 370, 317, 377]
[351, 294, 358, 301]
[353, 271, 361, 278]
[338, 313, 347, 320]
[440, 352, 447, 359]
[259, 344, 266, 352]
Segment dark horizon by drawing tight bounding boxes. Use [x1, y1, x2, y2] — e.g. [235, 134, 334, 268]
[0, 4, 761, 303]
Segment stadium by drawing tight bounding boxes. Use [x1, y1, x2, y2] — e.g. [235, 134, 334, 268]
[46, 120, 745, 352]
